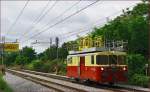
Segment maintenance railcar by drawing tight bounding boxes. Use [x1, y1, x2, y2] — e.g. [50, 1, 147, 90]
[67, 48, 127, 84]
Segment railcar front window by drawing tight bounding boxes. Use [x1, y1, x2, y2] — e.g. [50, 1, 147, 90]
[109, 55, 117, 65]
[96, 55, 108, 65]
[91, 55, 94, 64]
[118, 56, 126, 65]
[67, 57, 72, 64]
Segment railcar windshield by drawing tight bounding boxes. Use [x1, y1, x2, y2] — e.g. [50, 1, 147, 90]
[96, 55, 108, 65]
[109, 55, 117, 65]
[96, 55, 126, 65]
[117, 55, 126, 65]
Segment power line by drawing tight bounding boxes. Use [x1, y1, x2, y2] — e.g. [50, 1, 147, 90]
[32, 1, 58, 26]
[56, 10, 123, 41]
[20, 0, 81, 41]
[21, 0, 100, 43]
[30, 3, 135, 46]
[6, 0, 30, 35]
[58, 4, 136, 43]
[31, 0, 81, 35]
[19, 0, 57, 40]
[18, 0, 51, 39]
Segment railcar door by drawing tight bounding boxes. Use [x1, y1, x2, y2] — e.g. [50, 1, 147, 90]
[79, 56, 85, 78]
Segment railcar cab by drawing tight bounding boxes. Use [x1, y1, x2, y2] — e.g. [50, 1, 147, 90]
[67, 47, 127, 84]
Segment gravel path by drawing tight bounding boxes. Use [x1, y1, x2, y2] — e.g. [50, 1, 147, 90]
[8, 70, 114, 92]
[4, 72, 56, 92]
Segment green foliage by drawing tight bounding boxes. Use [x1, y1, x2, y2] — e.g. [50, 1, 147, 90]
[24, 59, 66, 75]
[130, 74, 150, 87]
[131, 3, 149, 16]
[21, 46, 36, 63]
[4, 52, 18, 66]
[91, 2, 148, 55]
[127, 54, 149, 87]
[41, 45, 68, 61]
[127, 54, 147, 76]
[0, 75, 13, 92]
[15, 55, 28, 66]
[32, 60, 44, 72]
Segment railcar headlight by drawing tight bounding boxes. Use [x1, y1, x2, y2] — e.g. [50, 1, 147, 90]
[101, 67, 104, 71]
[123, 67, 126, 71]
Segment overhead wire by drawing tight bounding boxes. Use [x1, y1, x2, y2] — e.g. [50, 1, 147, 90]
[58, 4, 135, 43]
[19, 0, 58, 40]
[21, 0, 100, 43]
[56, 9, 123, 41]
[18, 0, 51, 39]
[31, 3, 134, 46]
[29, 0, 82, 36]
[6, 0, 30, 35]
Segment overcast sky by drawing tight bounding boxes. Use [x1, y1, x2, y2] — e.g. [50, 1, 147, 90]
[1, 0, 141, 53]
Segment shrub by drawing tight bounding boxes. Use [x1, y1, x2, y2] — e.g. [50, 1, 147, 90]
[32, 60, 44, 72]
[0, 75, 13, 92]
[130, 74, 150, 87]
[127, 54, 147, 76]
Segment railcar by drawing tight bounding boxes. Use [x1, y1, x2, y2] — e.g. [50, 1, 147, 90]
[66, 47, 127, 84]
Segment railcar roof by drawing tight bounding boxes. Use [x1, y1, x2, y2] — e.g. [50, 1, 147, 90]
[68, 51, 126, 57]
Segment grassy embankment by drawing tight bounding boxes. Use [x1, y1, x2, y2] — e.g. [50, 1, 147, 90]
[0, 74, 13, 92]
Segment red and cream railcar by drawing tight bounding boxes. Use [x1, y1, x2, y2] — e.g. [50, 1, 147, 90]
[67, 49, 127, 84]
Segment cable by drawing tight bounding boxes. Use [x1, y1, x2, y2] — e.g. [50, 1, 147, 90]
[32, 0, 81, 35]
[6, 0, 30, 35]
[18, 0, 51, 39]
[20, 0, 81, 41]
[59, 3, 137, 42]
[21, 0, 100, 43]
[56, 9, 122, 41]
[32, 1, 58, 26]
[19, 0, 57, 40]
[31, 3, 131, 46]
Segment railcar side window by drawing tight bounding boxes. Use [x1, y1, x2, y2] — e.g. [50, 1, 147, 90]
[96, 55, 108, 65]
[67, 57, 72, 64]
[109, 55, 117, 64]
[91, 55, 94, 64]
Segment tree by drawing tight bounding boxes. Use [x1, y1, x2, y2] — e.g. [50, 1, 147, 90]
[15, 55, 28, 66]
[4, 52, 18, 66]
[90, 2, 148, 56]
[21, 46, 36, 63]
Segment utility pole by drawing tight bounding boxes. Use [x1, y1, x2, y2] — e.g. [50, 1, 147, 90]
[55, 37, 59, 59]
[50, 37, 52, 48]
[49, 37, 52, 59]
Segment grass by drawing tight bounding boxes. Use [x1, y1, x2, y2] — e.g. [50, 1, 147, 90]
[0, 74, 13, 92]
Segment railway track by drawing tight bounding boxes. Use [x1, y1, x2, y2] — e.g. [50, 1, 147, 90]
[7, 69, 150, 92]
[19, 69, 150, 92]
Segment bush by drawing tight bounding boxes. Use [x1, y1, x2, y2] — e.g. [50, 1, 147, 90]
[41, 62, 52, 73]
[28, 59, 66, 75]
[32, 60, 44, 72]
[127, 54, 149, 87]
[127, 54, 147, 76]
[15, 55, 28, 66]
[130, 74, 150, 87]
[0, 75, 13, 92]
[24, 62, 34, 70]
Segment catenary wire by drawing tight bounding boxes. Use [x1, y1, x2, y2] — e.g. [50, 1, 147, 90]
[6, 0, 30, 35]
[21, 0, 100, 43]
[18, 0, 52, 39]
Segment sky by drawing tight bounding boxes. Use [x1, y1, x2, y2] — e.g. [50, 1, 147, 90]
[1, 0, 141, 53]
